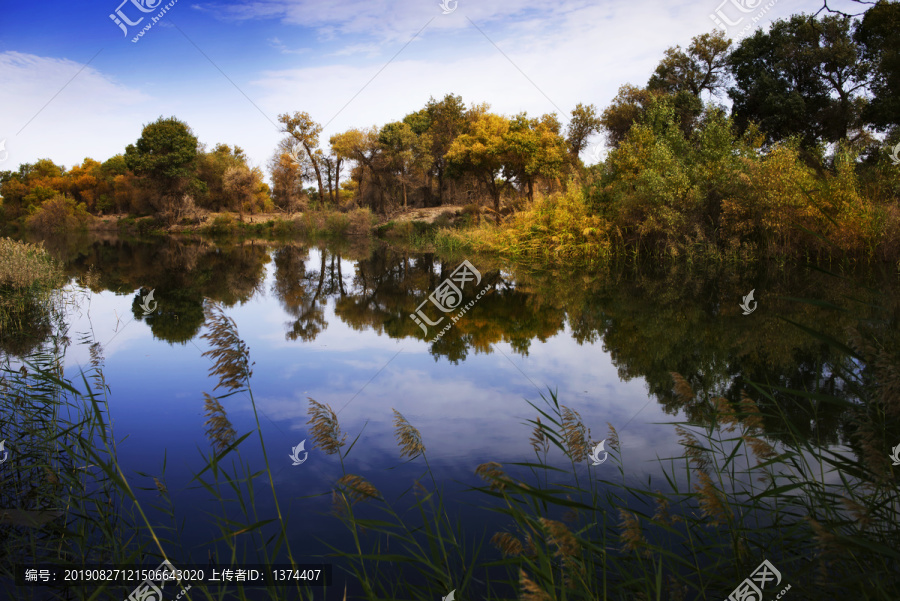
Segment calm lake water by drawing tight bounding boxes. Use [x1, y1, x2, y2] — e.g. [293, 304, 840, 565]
[8, 233, 899, 599]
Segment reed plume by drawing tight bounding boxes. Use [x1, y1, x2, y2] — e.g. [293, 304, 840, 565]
[743, 435, 776, 462]
[529, 416, 549, 455]
[540, 517, 583, 587]
[203, 393, 237, 453]
[847, 325, 900, 418]
[651, 493, 680, 525]
[670, 372, 695, 404]
[606, 421, 620, 452]
[392, 409, 425, 459]
[737, 391, 764, 431]
[335, 474, 381, 505]
[307, 398, 347, 455]
[519, 569, 551, 601]
[201, 303, 253, 392]
[475, 461, 510, 491]
[560, 405, 589, 461]
[840, 496, 871, 530]
[694, 471, 731, 527]
[712, 396, 739, 432]
[618, 508, 649, 556]
[490, 532, 523, 556]
[676, 426, 709, 472]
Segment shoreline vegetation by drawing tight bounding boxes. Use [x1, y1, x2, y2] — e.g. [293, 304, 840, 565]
[2, 10, 900, 268]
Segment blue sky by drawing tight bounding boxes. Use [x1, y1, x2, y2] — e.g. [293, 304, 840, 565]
[0, 0, 865, 179]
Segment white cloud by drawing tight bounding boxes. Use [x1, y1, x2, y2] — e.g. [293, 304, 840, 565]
[0, 51, 150, 169]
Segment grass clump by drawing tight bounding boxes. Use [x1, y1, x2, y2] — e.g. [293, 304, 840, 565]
[0, 238, 65, 354]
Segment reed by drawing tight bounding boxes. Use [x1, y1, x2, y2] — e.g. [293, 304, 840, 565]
[2, 262, 897, 600]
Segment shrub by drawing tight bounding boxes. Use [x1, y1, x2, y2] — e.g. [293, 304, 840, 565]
[136, 215, 164, 236]
[346, 208, 374, 236]
[24, 194, 92, 233]
[204, 212, 236, 236]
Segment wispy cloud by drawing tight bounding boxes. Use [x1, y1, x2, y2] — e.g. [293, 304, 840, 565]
[269, 37, 310, 54]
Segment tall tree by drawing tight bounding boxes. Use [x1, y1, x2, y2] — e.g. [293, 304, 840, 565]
[446, 113, 511, 215]
[506, 113, 569, 201]
[565, 103, 602, 160]
[424, 94, 468, 206]
[124, 116, 199, 218]
[648, 30, 732, 97]
[279, 111, 327, 203]
[728, 14, 868, 147]
[223, 165, 255, 221]
[331, 127, 388, 212]
[600, 85, 657, 148]
[855, 0, 900, 133]
[379, 121, 432, 208]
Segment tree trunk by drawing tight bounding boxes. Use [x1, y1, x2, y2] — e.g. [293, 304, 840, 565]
[303, 141, 326, 202]
[335, 158, 342, 205]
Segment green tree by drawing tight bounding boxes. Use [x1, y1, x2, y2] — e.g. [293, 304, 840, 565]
[728, 14, 868, 147]
[424, 94, 468, 205]
[195, 144, 246, 210]
[600, 85, 657, 149]
[565, 103, 602, 160]
[648, 30, 732, 97]
[855, 0, 900, 133]
[378, 121, 432, 208]
[124, 116, 199, 218]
